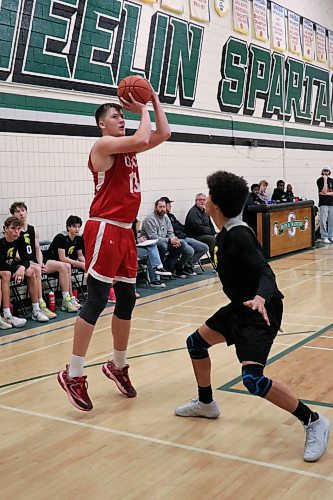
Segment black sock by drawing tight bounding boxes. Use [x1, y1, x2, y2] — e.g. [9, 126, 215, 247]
[292, 401, 318, 425]
[198, 385, 213, 404]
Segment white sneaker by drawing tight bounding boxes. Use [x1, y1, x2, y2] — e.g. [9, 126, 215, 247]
[4, 315, 27, 328]
[322, 238, 331, 244]
[71, 297, 82, 309]
[0, 316, 12, 329]
[175, 398, 220, 419]
[304, 413, 331, 462]
[32, 310, 49, 322]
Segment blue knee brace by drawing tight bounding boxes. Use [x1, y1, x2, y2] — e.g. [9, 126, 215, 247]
[242, 364, 272, 397]
[186, 330, 211, 360]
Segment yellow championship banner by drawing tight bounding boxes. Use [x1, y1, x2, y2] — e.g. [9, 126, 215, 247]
[160, 0, 184, 14]
[288, 10, 301, 55]
[214, 0, 229, 17]
[271, 2, 286, 52]
[303, 18, 314, 62]
[316, 25, 327, 63]
[190, 0, 210, 23]
[253, 0, 268, 42]
[233, 0, 249, 35]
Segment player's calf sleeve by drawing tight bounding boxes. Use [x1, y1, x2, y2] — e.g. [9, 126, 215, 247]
[242, 364, 272, 397]
[113, 281, 136, 320]
[186, 330, 211, 360]
[79, 275, 110, 325]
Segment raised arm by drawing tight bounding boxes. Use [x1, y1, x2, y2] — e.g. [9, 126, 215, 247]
[143, 91, 171, 151]
[91, 97, 152, 172]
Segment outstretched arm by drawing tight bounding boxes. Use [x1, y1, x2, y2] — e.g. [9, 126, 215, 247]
[143, 91, 171, 151]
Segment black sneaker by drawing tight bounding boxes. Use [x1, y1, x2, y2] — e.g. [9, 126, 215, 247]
[183, 270, 197, 276]
[155, 267, 172, 276]
[149, 280, 166, 288]
[174, 271, 187, 279]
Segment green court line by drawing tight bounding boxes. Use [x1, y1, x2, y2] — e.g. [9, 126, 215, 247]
[218, 322, 333, 408]
[0, 347, 186, 390]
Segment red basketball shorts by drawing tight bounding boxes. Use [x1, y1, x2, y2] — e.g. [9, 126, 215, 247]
[84, 219, 137, 284]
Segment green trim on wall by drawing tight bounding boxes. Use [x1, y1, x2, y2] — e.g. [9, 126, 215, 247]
[2, 91, 333, 141]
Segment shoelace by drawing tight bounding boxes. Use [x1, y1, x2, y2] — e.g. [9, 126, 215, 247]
[305, 425, 317, 445]
[70, 376, 88, 395]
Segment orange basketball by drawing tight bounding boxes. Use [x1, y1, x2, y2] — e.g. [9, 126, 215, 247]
[117, 75, 152, 104]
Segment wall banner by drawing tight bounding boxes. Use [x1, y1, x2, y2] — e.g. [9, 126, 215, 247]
[271, 2, 286, 52]
[160, 0, 184, 14]
[214, 0, 229, 17]
[288, 11, 301, 55]
[253, 0, 268, 42]
[190, 0, 210, 23]
[303, 18, 314, 62]
[233, 0, 250, 35]
[316, 25, 327, 63]
[328, 30, 333, 69]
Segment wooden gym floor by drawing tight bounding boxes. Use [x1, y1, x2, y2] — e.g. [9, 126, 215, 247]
[0, 246, 333, 499]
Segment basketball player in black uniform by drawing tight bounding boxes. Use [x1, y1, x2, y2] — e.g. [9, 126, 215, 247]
[175, 170, 331, 463]
[47, 215, 85, 310]
[0, 216, 47, 326]
[10, 202, 78, 314]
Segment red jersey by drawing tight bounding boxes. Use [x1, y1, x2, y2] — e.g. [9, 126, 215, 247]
[88, 152, 141, 223]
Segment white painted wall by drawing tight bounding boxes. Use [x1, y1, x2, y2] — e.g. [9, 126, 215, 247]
[1, 0, 333, 238]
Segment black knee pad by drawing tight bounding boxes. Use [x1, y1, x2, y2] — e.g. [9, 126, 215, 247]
[79, 275, 110, 325]
[113, 281, 136, 320]
[242, 364, 272, 398]
[186, 330, 211, 360]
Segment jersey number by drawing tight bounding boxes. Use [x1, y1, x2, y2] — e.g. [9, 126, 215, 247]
[129, 172, 140, 193]
[26, 245, 32, 255]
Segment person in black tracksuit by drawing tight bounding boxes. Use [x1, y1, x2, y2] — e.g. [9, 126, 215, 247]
[175, 170, 331, 463]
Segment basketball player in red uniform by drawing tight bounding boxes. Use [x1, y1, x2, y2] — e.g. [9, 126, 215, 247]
[58, 90, 171, 411]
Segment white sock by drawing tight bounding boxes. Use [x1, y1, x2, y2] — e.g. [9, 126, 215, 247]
[62, 292, 70, 299]
[32, 303, 40, 312]
[113, 349, 127, 370]
[3, 308, 11, 318]
[69, 354, 85, 378]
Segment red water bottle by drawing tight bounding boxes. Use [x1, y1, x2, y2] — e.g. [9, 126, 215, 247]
[48, 291, 56, 312]
[72, 289, 78, 299]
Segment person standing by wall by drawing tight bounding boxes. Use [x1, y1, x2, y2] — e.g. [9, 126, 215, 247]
[316, 167, 333, 244]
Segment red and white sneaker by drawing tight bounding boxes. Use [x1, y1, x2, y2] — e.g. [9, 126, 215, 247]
[102, 360, 137, 398]
[57, 365, 93, 411]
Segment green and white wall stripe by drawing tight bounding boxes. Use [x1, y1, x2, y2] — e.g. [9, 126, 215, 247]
[1, 0, 333, 239]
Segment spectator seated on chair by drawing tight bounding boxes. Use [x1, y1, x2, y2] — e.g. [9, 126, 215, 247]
[184, 193, 216, 261]
[10, 201, 77, 317]
[133, 219, 172, 289]
[46, 215, 85, 311]
[140, 199, 191, 278]
[0, 216, 49, 326]
[161, 196, 209, 276]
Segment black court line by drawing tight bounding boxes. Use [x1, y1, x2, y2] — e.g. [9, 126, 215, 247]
[0, 347, 186, 390]
[218, 322, 333, 409]
[0, 277, 219, 347]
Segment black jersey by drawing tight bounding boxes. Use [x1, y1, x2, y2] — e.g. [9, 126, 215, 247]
[19, 225, 37, 262]
[215, 219, 283, 304]
[0, 237, 30, 272]
[47, 233, 84, 261]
